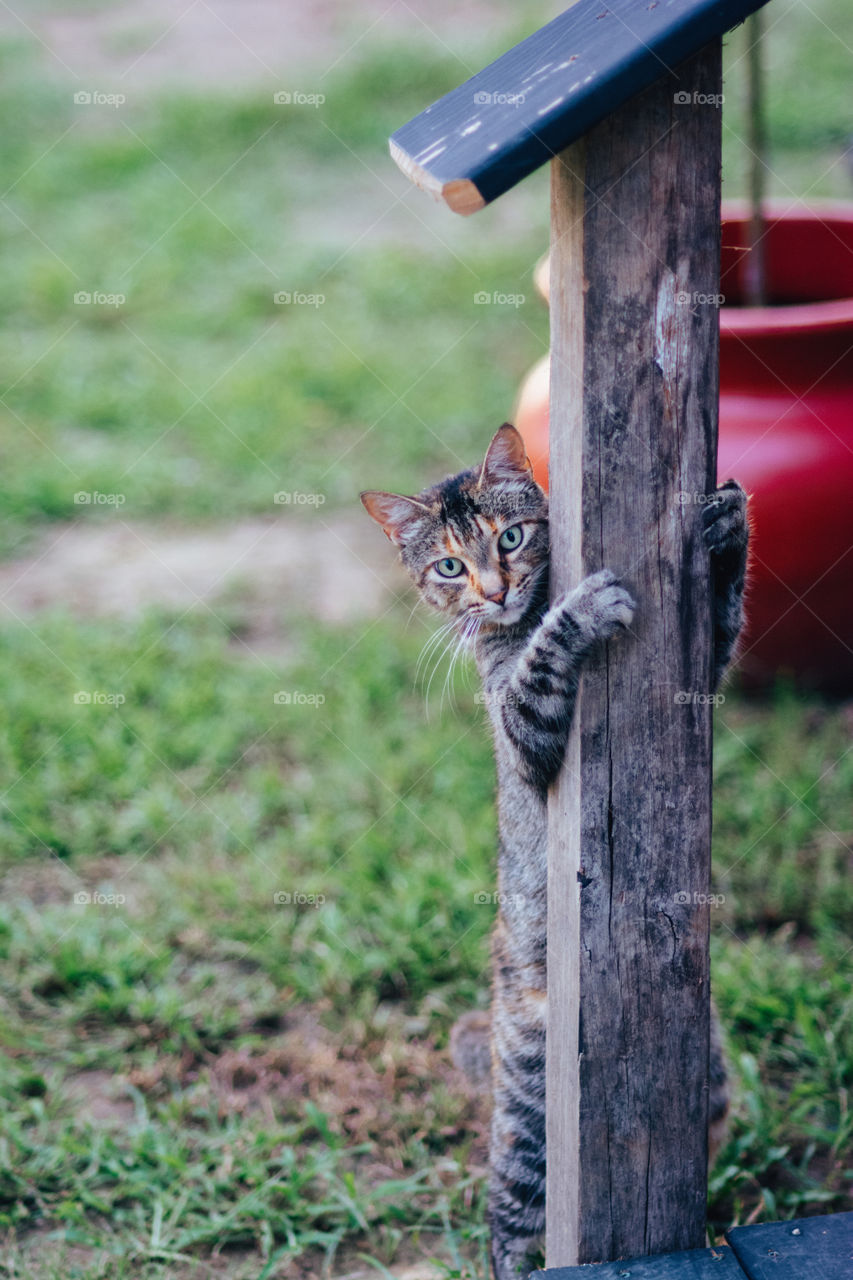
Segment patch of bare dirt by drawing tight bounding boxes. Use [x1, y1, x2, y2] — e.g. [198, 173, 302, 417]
[7, 1001, 485, 1277]
[0, 514, 403, 644]
[63, 1067, 137, 1125]
[0, 858, 82, 907]
[129, 1006, 489, 1166]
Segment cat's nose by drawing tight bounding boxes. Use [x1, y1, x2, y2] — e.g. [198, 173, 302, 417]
[484, 586, 507, 605]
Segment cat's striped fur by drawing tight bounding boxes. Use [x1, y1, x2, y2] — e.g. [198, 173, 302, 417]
[362, 425, 749, 1280]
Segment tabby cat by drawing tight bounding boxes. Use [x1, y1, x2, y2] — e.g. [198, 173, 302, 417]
[361, 424, 749, 1280]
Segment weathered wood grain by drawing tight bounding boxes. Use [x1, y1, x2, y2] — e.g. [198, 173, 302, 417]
[546, 128, 586, 1270]
[546, 41, 723, 1265]
[389, 0, 764, 214]
[727, 1212, 853, 1280]
[532, 1244, 748, 1279]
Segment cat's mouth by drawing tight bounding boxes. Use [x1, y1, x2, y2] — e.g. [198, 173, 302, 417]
[490, 601, 528, 626]
[488, 571, 545, 626]
[459, 568, 546, 631]
[466, 593, 530, 628]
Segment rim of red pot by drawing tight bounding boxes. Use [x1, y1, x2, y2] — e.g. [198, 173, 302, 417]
[534, 201, 853, 337]
[720, 200, 853, 338]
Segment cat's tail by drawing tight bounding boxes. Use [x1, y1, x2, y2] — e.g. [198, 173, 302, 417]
[449, 1009, 492, 1085]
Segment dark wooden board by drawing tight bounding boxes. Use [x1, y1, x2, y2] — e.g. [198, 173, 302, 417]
[390, 0, 768, 213]
[531, 1244, 747, 1278]
[727, 1212, 853, 1279]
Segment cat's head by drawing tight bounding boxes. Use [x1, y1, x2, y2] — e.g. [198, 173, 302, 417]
[361, 424, 548, 629]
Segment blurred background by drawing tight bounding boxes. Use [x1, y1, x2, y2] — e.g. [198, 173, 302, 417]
[0, 1, 851, 1277]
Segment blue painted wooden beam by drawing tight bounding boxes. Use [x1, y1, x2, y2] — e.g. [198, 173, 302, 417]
[390, 0, 768, 214]
[530, 1214, 853, 1278]
[727, 1211, 853, 1279]
[530, 1243, 748, 1278]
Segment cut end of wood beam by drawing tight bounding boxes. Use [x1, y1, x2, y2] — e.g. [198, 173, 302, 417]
[442, 179, 486, 216]
[389, 139, 486, 216]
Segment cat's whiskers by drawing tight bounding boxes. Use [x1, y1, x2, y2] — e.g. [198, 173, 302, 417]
[424, 611, 479, 716]
[424, 624, 463, 718]
[440, 612, 482, 713]
[415, 618, 458, 685]
[403, 593, 432, 634]
[414, 630, 447, 684]
[416, 615, 457, 668]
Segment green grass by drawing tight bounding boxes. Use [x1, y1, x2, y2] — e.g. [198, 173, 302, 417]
[2, 0, 851, 556]
[0, 36, 553, 560]
[0, 607, 851, 1275]
[0, 0, 851, 1274]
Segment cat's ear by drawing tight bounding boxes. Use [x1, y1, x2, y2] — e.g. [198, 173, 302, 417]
[360, 491, 429, 546]
[479, 423, 534, 486]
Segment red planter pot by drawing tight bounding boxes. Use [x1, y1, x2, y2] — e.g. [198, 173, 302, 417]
[516, 202, 853, 691]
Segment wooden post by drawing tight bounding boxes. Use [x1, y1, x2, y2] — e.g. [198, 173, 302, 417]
[546, 43, 722, 1265]
[388, 3, 762, 1264]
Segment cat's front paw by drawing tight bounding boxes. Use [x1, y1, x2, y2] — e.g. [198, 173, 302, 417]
[703, 480, 748, 557]
[564, 569, 635, 645]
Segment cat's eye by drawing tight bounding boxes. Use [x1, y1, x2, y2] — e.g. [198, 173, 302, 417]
[435, 557, 465, 578]
[498, 525, 524, 551]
